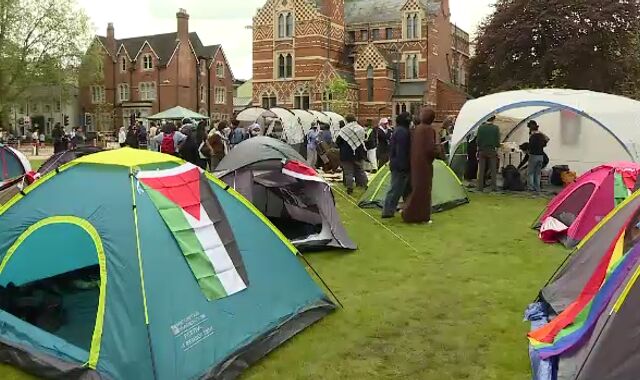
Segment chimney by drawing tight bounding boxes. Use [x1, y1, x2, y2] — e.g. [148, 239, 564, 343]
[177, 8, 189, 40]
[106, 23, 116, 55]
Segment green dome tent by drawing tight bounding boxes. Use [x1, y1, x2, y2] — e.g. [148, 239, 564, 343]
[0, 148, 334, 379]
[358, 160, 469, 213]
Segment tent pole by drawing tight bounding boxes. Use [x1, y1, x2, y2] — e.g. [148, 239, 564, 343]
[299, 253, 344, 309]
[331, 184, 420, 253]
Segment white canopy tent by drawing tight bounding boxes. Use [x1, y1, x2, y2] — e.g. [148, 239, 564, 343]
[270, 107, 304, 145]
[450, 89, 640, 175]
[292, 109, 317, 134]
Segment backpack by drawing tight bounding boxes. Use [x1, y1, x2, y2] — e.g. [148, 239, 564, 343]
[160, 133, 175, 154]
[502, 165, 525, 191]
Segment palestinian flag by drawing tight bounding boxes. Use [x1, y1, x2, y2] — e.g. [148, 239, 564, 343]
[137, 163, 248, 300]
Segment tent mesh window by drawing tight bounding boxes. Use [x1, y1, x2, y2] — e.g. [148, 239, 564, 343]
[552, 183, 596, 226]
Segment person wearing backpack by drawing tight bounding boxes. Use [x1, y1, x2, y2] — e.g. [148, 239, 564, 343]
[153, 123, 186, 156]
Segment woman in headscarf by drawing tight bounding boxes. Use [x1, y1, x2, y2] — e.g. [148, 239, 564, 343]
[402, 108, 439, 224]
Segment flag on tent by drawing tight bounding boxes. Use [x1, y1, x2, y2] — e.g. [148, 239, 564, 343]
[529, 231, 640, 359]
[137, 163, 248, 300]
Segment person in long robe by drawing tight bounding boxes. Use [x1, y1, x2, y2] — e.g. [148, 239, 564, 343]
[402, 108, 438, 224]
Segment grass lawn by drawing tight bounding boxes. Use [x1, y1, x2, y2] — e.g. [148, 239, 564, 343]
[0, 190, 567, 380]
[28, 159, 45, 171]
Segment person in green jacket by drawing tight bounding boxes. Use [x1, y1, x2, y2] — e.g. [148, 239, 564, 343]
[476, 115, 501, 191]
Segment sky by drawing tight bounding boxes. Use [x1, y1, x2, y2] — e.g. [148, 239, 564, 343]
[77, 0, 496, 80]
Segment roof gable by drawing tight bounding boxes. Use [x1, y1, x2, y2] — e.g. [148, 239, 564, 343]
[355, 44, 391, 71]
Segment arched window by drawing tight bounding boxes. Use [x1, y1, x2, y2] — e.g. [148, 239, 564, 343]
[278, 54, 286, 78]
[406, 54, 419, 79]
[285, 54, 293, 77]
[367, 65, 374, 102]
[406, 13, 419, 39]
[286, 13, 294, 37]
[294, 87, 310, 110]
[277, 12, 294, 38]
[262, 91, 277, 109]
[323, 90, 333, 111]
[278, 13, 285, 38]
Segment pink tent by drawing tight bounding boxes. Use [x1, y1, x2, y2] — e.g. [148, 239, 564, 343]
[536, 162, 640, 248]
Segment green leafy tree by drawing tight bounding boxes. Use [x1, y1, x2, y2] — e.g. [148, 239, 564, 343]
[325, 77, 356, 116]
[469, 0, 640, 97]
[0, 0, 94, 129]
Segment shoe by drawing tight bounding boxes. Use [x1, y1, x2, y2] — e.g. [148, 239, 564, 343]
[425, 220, 433, 225]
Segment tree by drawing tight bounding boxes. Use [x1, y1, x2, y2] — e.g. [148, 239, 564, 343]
[469, 0, 640, 97]
[325, 77, 356, 116]
[0, 0, 94, 129]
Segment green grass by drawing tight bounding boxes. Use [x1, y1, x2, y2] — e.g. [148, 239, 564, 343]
[28, 160, 45, 171]
[0, 192, 567, 380]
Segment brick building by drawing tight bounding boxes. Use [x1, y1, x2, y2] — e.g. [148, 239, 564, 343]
[81, 9, 235, 132]
[252, 0, 470, 124]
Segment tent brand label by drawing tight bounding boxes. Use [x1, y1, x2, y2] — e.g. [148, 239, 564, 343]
[171, 312, 214, 351]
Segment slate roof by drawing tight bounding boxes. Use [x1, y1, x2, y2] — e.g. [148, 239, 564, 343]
[97, 32, 220, 65]
[344, 0, 441, 25]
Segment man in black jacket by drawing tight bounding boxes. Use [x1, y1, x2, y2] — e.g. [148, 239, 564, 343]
[382, 112, 412, 218]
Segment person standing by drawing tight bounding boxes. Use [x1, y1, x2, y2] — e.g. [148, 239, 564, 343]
[382, 113, 412, 218]
[195, 121, 210, 170]
[528, 121, 548, 193]
[125, 124, 139, 148]
[148, 122, 159, 151]
[52, 123, 66, 153]
[336, 115, 368, 195]
[364, 121, 378, 173]
[402, 108, 438, 224]
[118, 126, 127, 148]
[208, 121, 228, 170]
[230, 120, 248, 147]
[137, 121, 148, 150]
[306, 124, 320, 168]
[154, 123, 186, 156]
[476, 115, 501, 192]
[376, 118, 392, 168]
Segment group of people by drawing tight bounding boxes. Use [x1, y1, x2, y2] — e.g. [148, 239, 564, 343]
[474, 116, 549, 193]
[305, 117, 394, 175]
[334, 109, 442, 224]
[119, 118, 252, 171]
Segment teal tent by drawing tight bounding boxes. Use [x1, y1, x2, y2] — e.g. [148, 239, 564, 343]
[0, 148, 334, 379]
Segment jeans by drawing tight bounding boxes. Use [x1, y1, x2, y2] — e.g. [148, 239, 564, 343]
[342, 160, 368, 190]
[382, 171, 411, 217]
[528, 154, 544, 192]
[477, 150, 498, 191]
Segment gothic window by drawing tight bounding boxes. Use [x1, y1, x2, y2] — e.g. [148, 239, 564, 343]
[323, 90, 333, 111]
[277, 12, 294, 38]
[262, 92, 277, 109]
[406, 13, 420, 39]
[406, 54, 419, 79]
[367, 65, 374, 102]
[294, 87, 310, 110]
[277, 53, 293, 79]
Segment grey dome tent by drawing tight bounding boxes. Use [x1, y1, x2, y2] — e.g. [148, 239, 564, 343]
[215, 137, 356, 251]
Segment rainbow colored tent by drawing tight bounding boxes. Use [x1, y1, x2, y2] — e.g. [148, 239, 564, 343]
[536, 162, 640, 248]
[0, 148, 334, 379]
[529, 190, 640, 380]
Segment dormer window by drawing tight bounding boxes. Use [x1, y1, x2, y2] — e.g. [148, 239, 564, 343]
[277, 12, 294, 39]
[142, 54, 153, 70]
[216, 62, 224, 78]
[405, 13, 420, 39]
[121, 56, 127, 72]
